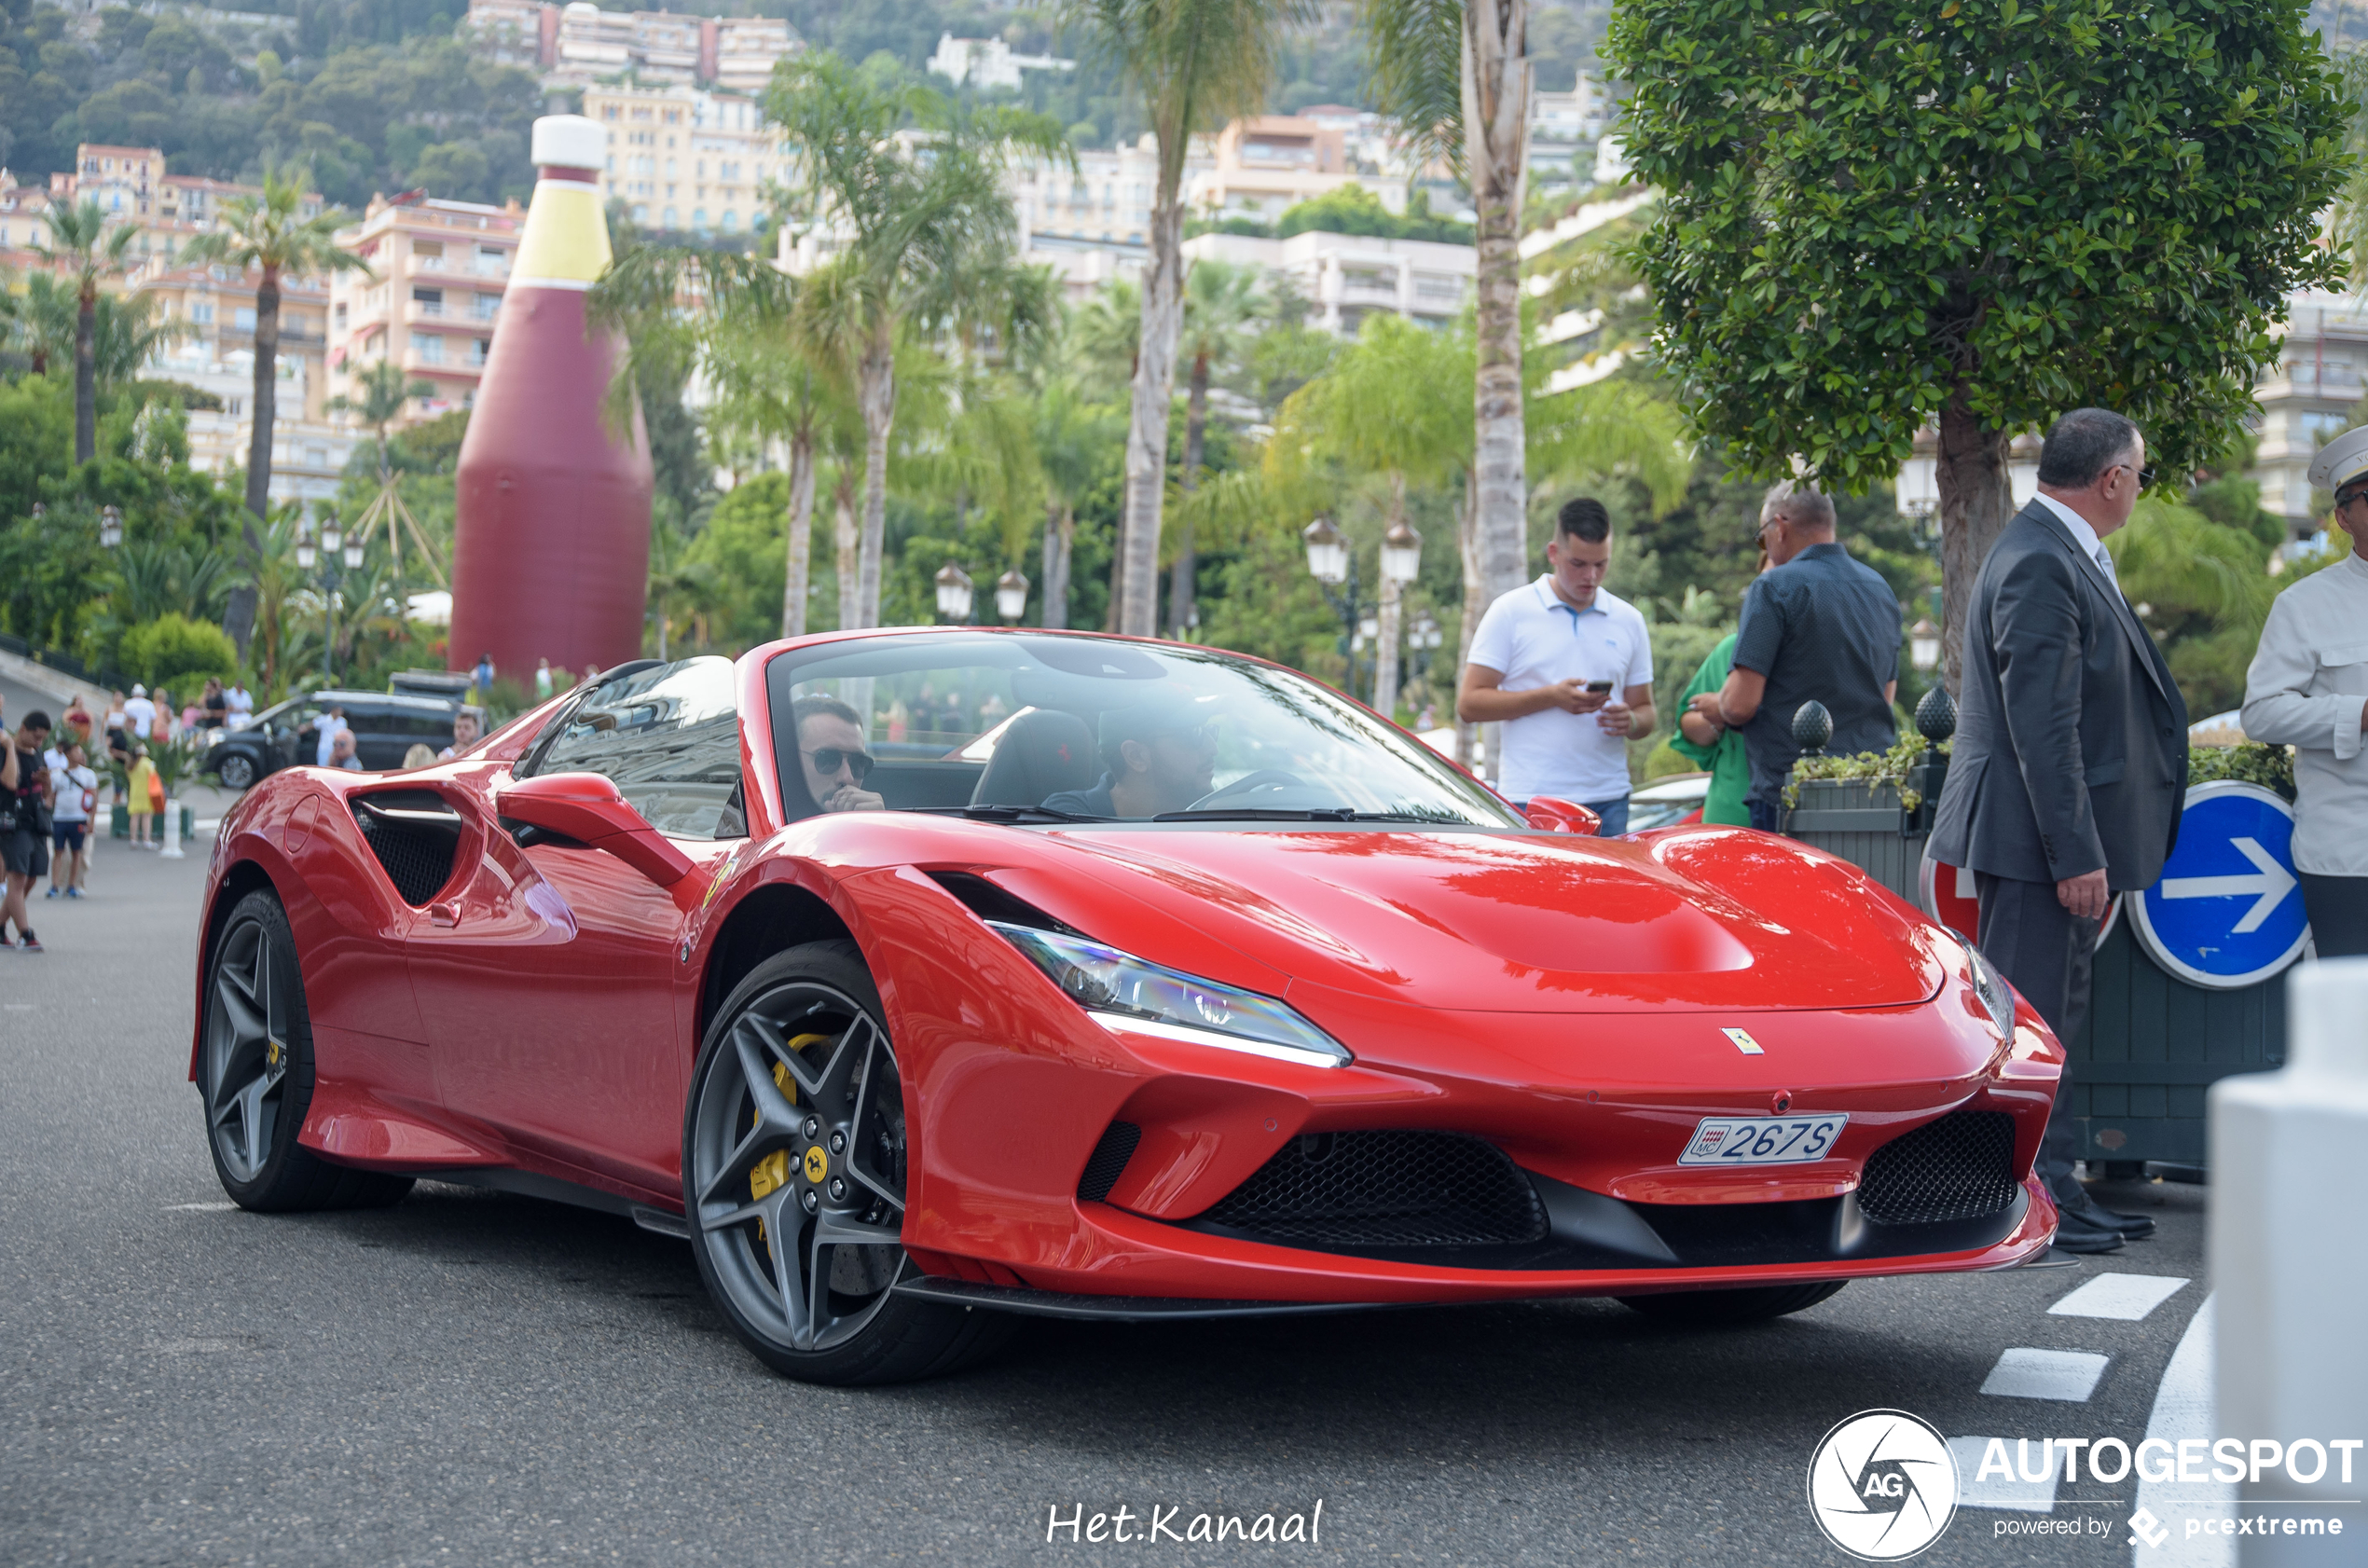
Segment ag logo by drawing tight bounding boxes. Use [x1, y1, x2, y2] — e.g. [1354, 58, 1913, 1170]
[1807, 1410, 1959, 1561]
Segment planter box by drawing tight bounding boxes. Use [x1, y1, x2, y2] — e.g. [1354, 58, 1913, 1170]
[1783, 760, 1948, 905]
[109, 803, 195, 840]
[2067, 897, 2287, 1174]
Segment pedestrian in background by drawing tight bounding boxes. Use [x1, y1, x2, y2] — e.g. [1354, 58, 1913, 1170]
[121, 685, 155, 746]
[535, 659, 554, 700]
[327, 731, 364, 771]
[1713, 483, 1899, 832]
[400, 742, 437, 770]
[2243, 426, 2368, 958]
[46, 743, 94, 901]
[314, 706, 349, 768]
[201, 678, 227, 729]
[1456, 497, 1656, 832]
[1672, 544, 1773, 827]
[62, 694, 93, 751]
[3, 707, 56, 951]
[1929, 407, 2188, 1256]
[124, 743, 158, 849]
[438, 708, 483, 762]
[224, 678, 254, 730]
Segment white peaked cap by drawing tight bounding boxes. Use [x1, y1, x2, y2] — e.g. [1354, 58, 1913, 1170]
[2306, 424, 2368, 495]
[531, 115, 608, 172]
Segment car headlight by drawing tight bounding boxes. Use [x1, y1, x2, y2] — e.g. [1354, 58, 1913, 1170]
[988, 921, 1351, 1069]
[1945, 927, 2017, 1039]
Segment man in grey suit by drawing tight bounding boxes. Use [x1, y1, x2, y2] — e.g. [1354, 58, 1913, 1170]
[1928, 407, 2188, 1256]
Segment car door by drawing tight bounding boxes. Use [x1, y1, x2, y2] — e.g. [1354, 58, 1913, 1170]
[405, 657, 745, 1196]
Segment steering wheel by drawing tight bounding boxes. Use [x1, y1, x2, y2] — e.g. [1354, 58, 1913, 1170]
[1185, 769, 1308, 810]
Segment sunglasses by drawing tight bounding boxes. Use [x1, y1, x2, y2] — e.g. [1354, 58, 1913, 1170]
[2113, 462, 2158, 488]
[802, 746, 875, 782]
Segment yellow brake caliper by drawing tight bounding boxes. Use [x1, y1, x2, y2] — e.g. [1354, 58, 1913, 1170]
[752, 1034, 833, 1252]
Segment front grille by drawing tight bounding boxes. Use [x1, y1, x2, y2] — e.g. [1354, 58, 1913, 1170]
[1077, 1121, 1141, 1203]
[1856, 1110, 2018, 1226]
[1203, 1131, 1548, 1249]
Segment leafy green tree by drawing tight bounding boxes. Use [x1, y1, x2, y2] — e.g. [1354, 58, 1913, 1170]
[764, 50, 1068, 629]
[1608, 0, 2347, 686]
[183, 168, 375, 535]
[34, 200, 139, 464]
[117, 611, 239, 692]
[1062, 0, 1315, 636]
[1169, 259, 1263, 636]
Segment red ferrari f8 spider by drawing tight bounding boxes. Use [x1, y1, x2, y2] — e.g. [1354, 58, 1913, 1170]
[194, 629, 2064, 1383]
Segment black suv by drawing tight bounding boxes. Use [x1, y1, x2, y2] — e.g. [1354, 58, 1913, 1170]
[202, 689, 459, 789]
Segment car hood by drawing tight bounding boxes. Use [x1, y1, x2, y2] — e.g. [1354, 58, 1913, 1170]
[993, 825, 1947, 1013]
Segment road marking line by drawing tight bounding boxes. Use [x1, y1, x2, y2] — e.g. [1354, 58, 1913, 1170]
[1948, 1436, 2060, 1512]
[2048, 1272, 2190, 1322]
[1980, 1347, 2111, 1401]
[2133, 1293, 2233, 1568]
[164, 1201, 241, 1212]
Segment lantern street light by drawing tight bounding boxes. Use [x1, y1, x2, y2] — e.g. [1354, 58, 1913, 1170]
[1908, 618, 1942, 673]
[933, 561, 975, 623]
[1408, 612, 1445, 681]
[99, 505, 123, 549]
[295, 513, 363, 685]
[1301, 516, 1369, 700]
[994, 569, 1030, 624]
[1374, 518, 1422, 722]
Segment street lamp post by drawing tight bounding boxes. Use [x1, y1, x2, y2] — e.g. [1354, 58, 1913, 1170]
[99, 504, 123, 549]
[1908, 618, 1942, 673]
[1301, 516, 1364, 700]
[994, 569, 1029, 625]
[1374, 519, 1422, 721]
[296, 516, 365, 686]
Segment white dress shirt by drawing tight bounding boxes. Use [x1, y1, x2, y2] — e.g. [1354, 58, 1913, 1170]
[1465, 577, 1653, 803]
[2031, 492, 2121, 585]
[2242, 550, 2368, 876]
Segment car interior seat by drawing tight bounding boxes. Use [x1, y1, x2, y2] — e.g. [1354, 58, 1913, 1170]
[969, 708, 1097, 808]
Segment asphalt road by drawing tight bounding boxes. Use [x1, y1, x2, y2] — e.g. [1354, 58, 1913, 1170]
[0, 810, 2240, 1567]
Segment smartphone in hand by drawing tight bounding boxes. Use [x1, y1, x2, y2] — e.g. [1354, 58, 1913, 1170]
[1584, 680, 1614, 694]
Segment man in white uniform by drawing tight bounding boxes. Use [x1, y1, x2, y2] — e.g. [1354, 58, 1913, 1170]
[2243, 426, 2368, 957]
[1456, 497, 1656, 832]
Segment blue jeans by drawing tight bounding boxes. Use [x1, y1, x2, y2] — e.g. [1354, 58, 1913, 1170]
[1584, 796, 1630, 836]
[1748, 797, 1783, 833]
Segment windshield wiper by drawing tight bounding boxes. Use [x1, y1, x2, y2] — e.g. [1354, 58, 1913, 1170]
[951, 804, 1111, 824]
[1151, 807, 1460, 824]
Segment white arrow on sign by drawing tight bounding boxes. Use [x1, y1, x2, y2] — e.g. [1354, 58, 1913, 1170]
[2159, 835, 2297, 933]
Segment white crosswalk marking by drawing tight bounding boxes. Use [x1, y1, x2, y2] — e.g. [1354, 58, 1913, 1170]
[1980, 1348, 2112, 1401]
[2047, 1272, 2190, 1322]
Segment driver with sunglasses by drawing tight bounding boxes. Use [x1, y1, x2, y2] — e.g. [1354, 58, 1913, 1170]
[1042, 701, 1219, 819]
[791, 695, 886, 814]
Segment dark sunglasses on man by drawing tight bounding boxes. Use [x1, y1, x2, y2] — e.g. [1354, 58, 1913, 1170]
[802, 746, 874, 782]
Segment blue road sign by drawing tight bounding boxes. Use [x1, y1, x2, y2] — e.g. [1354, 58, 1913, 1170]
[2127, 781, 2311, 989]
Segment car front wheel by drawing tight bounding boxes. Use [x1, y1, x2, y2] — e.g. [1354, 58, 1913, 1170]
[682, 941, 1013, 1385]
[215, 751, 256, 791]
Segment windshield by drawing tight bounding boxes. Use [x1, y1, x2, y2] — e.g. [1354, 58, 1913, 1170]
[764, 631, 1521, 828]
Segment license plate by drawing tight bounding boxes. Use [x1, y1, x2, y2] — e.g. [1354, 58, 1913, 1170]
[1678, 1113, 1848, 1166]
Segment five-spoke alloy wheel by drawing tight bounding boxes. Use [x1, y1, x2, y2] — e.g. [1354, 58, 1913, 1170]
[684, 942, 1012, 1384]
[200, 889, 413, 1211]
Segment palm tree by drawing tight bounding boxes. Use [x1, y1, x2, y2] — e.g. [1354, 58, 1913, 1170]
[182, 168, 374, 539]
[13, 274, 192, 390]
[34, 199, 140, 464]
[764, 52, 1070, 630]
[1169, 259, 1262, 637]
[1061, 0, 1316, 637]
[1358, 0, 1534, 620]
[1033, 378, 1119, 629]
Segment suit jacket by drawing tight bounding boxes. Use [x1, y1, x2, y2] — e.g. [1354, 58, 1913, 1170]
[1929, 502, 2188, 889]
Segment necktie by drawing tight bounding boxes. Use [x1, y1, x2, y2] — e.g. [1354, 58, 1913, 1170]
[2094, 543, 2118, 586]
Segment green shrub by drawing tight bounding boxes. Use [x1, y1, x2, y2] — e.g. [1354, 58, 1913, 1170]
[2187, 742, 2295, 801]
[117, 612, 239, 695]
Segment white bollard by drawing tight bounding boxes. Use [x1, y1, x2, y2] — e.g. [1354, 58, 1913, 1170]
[2211, 956, 2368, 1566]
[158, 792, 184, 860]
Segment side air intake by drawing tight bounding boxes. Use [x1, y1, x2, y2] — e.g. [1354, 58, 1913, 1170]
[1855, 1109, 2019, 1226]
[350, 791, 463, 907]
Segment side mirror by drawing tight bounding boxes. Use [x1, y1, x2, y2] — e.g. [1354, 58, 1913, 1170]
[1524, 795, 1602, 836]
[497, 771, 693, 887]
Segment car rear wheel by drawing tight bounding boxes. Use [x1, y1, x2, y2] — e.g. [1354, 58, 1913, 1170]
[1616, 1280, 1848, 1325]
[201, 889, 415, 1211]
[683, 941, 1014, 1385]
[215, 751, 256, 791]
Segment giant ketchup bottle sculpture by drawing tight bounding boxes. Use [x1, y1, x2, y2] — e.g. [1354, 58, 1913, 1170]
[451, 115, 653, 687]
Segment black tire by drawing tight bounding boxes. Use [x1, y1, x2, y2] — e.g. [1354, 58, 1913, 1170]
[682, 941, 1016, 1385]
[1617, 1280, 1849, 1326]
[200, 888, 415, 1212]
[216, 751, 257, 791]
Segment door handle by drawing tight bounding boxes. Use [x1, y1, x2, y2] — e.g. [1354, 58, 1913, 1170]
[429, 901, 461, 928]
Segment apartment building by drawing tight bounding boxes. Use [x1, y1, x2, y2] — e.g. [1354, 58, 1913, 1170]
[328, 191, 524, 428]
[1012, 136, 1164, 249]
[2251, 289, 2368, 534]
[43, 143, 325, 264]
[464, 0, 798, 89]
[1180, 228, 1474, 335]
[130, 255, 334, 421]
[585, 82, 785, 237]
[1184, 116, 1408, 225]
[153, 336, 362, 508]
[926, 33, 1075, 91]
[0, 174, 52, 260]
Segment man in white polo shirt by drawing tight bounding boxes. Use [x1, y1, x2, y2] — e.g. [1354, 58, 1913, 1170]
[1456, 497, 1656, 832]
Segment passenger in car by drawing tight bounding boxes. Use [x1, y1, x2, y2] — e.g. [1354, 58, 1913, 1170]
[792, 695, 885, 815]
[1041, 704, 1218, 818]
